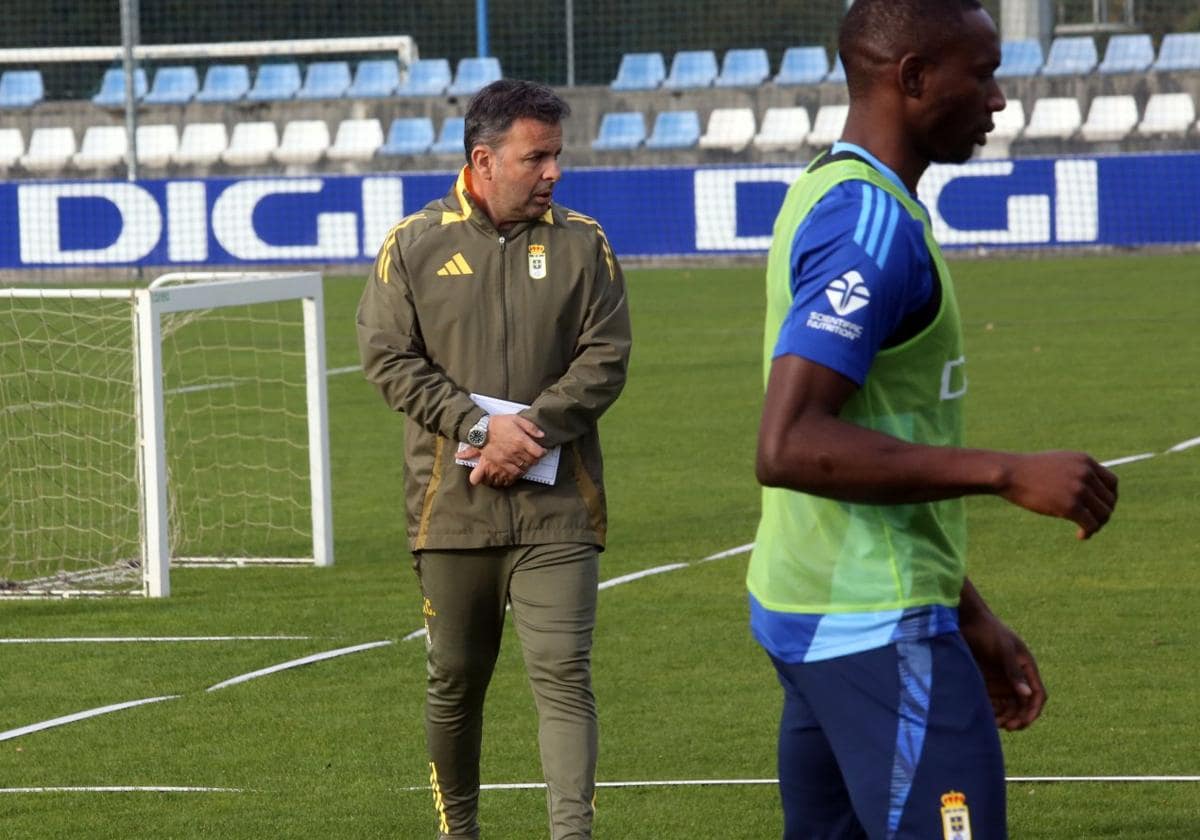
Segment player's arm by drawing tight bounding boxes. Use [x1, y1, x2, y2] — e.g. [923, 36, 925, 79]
[957, 577, 1046, 730]
[755, 355, 1119, 538]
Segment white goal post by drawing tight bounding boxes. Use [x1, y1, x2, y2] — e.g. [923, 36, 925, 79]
[0, 271, 333, 598]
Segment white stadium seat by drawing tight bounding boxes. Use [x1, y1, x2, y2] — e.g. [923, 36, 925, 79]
[753, 107, 810, 151]
[1137, 93, 1196, 137]
[806, 104, 849, 148]
[174, 122, 228, 166]
[20, 127, 76, 173]
[73, 125, 128, 170]
[327, 118, 385, 162]
[989, 100, 1026, 142]
[136, 124, 180, 168]
[975, 100, 1026, 159]
[274, 119, 331, 165]
[0, 127, 25, 168]
[222, 121, 279, 167]
[698, 108, 757, 152]
[1022, 97, 1082, 140]
[1079, 95, 1139, 142]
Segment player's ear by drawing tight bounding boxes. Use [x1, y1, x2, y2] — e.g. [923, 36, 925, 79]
[897, 53, 926, 98]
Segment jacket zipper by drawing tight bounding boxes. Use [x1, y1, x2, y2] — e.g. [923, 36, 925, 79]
[498, 234, 508, 398]
[498, 233, 517, 538]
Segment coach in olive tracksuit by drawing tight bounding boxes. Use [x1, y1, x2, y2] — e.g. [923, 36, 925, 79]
[356, 80, 631, 840]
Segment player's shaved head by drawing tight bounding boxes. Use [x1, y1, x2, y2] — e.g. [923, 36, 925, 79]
[838, 0, 984, 97]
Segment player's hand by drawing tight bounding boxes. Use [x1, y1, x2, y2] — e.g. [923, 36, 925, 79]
[960, 611, 1047, 731]
[998, 451, 1118, 539]
[467, 414, 546, 488]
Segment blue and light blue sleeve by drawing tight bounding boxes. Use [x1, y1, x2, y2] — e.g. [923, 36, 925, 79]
[772, 181, 932, 386]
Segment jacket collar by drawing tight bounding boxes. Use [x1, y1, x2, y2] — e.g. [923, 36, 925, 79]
[441, 166, 556, 235]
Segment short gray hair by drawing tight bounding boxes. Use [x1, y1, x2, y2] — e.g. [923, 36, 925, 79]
[462, 79, 571, 162]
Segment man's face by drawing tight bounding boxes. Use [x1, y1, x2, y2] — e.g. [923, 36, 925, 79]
[476, 117, 563, 229]
[915, 8, 1006, 164]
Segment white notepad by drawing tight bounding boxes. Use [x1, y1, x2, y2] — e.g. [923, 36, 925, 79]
[454, 393, 561, 486]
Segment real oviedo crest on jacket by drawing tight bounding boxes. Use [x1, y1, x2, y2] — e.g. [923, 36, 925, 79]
[528, 244, 547, 279]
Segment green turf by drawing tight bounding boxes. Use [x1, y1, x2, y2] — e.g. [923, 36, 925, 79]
[0, 252, 1197, 838]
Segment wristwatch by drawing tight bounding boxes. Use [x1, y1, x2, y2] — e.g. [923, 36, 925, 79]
[466, 415, 490, 448]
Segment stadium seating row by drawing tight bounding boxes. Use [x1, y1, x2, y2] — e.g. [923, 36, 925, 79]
[3, 89, 1196, 174]
[2, 32, 1197, 111]
[0, 117, 468, 173]
[610, 33, 1200, 91]
[993, 92, 1197, 142]
[997, 31, 1200, 77]
[594, 92, 1200, 153]
[611, 48, 843, 90]
[0, 57, 502, 109]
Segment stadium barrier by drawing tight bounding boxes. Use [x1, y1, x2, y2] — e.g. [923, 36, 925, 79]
[2, 153, 1198, 269]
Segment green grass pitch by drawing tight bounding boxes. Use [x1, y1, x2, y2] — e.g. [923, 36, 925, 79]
[1, 252, 1197, 838]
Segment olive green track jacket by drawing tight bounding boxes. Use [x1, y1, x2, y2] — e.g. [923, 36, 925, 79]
[356, 167, 632, 552]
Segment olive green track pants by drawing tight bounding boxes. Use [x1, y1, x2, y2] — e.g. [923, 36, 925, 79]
[415, 543, 599, 840]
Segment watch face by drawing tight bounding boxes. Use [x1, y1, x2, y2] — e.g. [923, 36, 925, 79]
[467, 426, 487, 447]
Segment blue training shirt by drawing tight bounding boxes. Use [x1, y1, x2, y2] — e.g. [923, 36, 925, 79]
[753, 142, 959, 664]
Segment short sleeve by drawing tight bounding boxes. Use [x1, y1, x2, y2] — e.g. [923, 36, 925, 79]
[773, 180, 933, 386]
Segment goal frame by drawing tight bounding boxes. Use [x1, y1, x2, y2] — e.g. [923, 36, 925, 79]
[0, 271, 333, 598]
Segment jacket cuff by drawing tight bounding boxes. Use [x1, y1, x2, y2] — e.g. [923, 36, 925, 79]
[458, 406, 489, 443]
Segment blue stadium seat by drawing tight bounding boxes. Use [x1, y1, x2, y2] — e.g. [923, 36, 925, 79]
[663, 51, 718, 89]
[1153, 32, 1200, 72]
[298, 61, 352, 99]
[91, 67, 148, 107]
[1041, 36, 1098, 76]
[246, 63, 302, 102]
[1098, 34, 1155, 73]
[195, 64, 251, 103]
[592, 112, 647, 150]
[715, 48, 770, 87]
[645, 110, 701, 149]
[447, 57, 502, 96]
[773, 46, 829, 86]
[397, 58, 453, 96]
[431, 116, 466, 155]
[610, 52, 666, 90]
[348, 59, 401, 98]
[995, 39, 1044, 77]
[0, 70, 44, 108]
[378, 117, 436, 155]
[825, 55, 846, 84]
[143, 66, 199, 105]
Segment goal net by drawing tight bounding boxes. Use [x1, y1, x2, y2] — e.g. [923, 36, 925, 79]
[0, 272, 332, 598]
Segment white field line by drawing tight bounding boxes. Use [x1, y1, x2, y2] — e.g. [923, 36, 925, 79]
[205, 640, 393, 692]
[1100, 452, 1156, 467]
[161, 363, 361, 398]
[8, 776, 1199, 798]
[0, 786, 245, 794]
[0, 695, 179, 743]
[397, 775, 1200, 793]
[597, 563, 688, 590]
[699, 543, 756, 562]
[0, 636, 310, 644]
